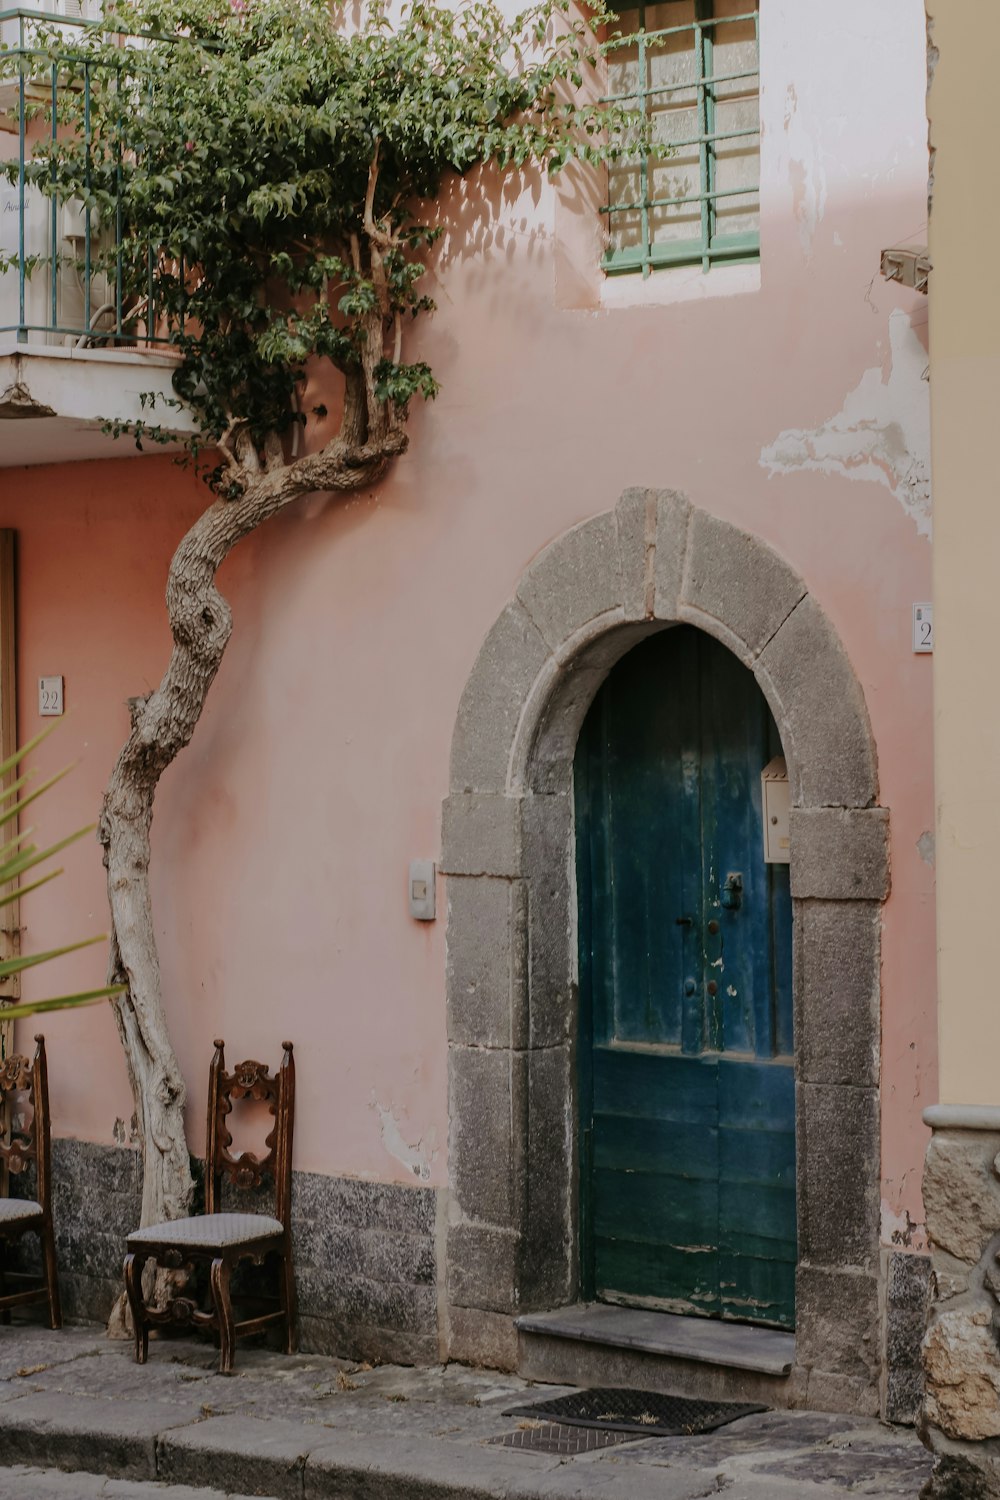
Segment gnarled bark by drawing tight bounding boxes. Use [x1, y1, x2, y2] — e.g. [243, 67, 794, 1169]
[99, 397, 407, 1332]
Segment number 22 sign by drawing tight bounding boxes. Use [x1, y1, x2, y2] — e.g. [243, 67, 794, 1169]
[38, 676, 64, 716]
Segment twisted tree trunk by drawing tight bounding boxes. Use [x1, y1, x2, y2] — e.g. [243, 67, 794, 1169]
[99, 397, 406, 1333]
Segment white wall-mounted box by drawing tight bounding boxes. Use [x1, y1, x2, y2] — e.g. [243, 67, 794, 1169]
[762, 756, 790, 864]
[408, 859, 436, 921]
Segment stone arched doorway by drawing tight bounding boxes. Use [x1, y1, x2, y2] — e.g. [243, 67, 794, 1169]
[442, 489, 889, 1415]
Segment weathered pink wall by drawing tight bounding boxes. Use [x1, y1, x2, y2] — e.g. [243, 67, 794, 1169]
[2, 0, 933, 1245]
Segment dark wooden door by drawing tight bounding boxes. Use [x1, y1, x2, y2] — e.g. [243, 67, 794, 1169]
[575, 627, 795, 1328]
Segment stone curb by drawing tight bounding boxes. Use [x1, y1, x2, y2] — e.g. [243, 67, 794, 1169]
[0, 1328, 933, 1500]
[0, 1395, 737, 1500]
[0, 1389, 207, 1483]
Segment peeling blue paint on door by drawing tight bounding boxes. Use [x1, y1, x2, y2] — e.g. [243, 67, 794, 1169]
[575, 626, 796, 1328]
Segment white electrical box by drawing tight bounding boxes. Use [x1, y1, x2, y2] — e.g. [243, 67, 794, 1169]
[408, 859, 436, 921]
[761, 756, 790, 864]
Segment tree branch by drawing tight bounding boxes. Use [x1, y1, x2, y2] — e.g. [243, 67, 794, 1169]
[363, 138, 381, 243]
[99, 414, 409, 1262]
[233, 424, 262, 474]
[262, 430, 285, 471]
[217, 419, 242, 467]
[340, 365, 367, 448]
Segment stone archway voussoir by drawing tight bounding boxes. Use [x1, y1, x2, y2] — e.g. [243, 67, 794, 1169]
[515, 512, 626, 653]
[676, 505, 808, 665]
[755, 594, 879, 810]
[449, 600, 550, 796]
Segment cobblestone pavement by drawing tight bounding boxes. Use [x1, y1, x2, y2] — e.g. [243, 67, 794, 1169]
[0, 1325, 932, 1498]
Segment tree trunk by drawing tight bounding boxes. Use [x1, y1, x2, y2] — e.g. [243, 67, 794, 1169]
[99, 418, 407, 1334]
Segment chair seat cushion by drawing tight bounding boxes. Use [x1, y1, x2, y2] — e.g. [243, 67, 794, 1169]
[128, 1212, 284, 1250]
[0, 1198, 41, 1224]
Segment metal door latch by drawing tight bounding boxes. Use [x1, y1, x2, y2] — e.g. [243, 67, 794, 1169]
[720, 872, 743, 910]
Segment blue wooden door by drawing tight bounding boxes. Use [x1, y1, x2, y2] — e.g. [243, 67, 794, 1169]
[575, 627, 795, 1327]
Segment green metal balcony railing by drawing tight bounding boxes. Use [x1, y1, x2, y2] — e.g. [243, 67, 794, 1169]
[0, 5, 163, 347]
[602, 1, 760, 277]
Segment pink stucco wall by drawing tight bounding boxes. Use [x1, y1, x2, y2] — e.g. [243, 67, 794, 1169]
[2, 0, 933, 1246]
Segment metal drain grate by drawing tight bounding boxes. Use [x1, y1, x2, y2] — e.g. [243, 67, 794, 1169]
[490, 1421, 644, 1454]
[503, 1388, 768, 1437]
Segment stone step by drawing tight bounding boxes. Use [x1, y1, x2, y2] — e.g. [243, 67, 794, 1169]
[516, 1303, 798, 1407]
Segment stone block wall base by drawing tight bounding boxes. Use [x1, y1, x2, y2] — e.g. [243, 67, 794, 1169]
[886, 1249, 933, 1424]
[447, 1304, 519, 1370]
[21, 1139, 440, 1365]
[921, 1115, 1000, 1491]
[922, 1450, 1000, 1500]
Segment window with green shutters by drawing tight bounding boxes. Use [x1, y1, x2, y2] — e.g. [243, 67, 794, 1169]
[603, 0, 760, 276]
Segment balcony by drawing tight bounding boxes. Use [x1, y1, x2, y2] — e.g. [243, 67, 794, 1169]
[0, 5, 196, 465]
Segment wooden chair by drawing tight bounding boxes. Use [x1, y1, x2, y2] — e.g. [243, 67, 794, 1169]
[0, 1035, 61, 1329]
[123, 1039, 296, 1374]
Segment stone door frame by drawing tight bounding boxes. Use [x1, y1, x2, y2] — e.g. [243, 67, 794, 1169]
[442, 489, 890, 1414]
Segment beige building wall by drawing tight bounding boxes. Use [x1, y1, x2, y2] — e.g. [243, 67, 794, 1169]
[929, 0, 1000, 1106]
[921, 8, 1000, 1491]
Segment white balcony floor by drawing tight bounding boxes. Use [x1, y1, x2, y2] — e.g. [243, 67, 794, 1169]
[0, 342, 198, 467]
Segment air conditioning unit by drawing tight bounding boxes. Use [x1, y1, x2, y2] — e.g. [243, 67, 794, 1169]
[0, 178, 114, 344]
[57, 197, 118, 342]
[0, 176, 51, 339]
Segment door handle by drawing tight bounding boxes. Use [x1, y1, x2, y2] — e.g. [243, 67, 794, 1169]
[721, 873, 743, 910]
[675, 916, 693, 927]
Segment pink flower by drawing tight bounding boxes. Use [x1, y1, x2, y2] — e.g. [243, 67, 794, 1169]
[185, 140, 196, 151]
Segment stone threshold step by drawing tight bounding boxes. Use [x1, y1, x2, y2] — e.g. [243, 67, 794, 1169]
[516, 1303, 795, 1377]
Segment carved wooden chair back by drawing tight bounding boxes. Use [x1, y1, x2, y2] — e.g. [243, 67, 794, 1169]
[124, 1037, 295, 1372]
[0, 1046, 42, 1200]
[205, 1040, 295, 1232]
[0, 1035, 60, 1327]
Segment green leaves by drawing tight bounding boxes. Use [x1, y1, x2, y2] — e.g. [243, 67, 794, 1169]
[4, 0, 635, 477]
[373, 359, 439, 405]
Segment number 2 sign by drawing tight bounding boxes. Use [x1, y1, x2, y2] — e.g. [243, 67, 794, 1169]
[913, 604, 933, 654]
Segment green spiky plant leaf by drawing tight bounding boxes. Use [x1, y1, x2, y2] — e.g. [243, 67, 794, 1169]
[0, 725, 125, 1024]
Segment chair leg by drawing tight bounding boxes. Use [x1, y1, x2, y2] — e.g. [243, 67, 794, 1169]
[41, 1222, 61, 1330]
[209, 1257, 234, 1375]
[123, 1253, 149, 1364]
[278, 1250, 298, 1356]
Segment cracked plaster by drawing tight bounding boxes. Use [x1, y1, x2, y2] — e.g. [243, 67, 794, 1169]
[760, 310, 931, 539]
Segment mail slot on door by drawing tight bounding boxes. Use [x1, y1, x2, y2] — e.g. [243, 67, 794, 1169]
[761, 756, 790, 864]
